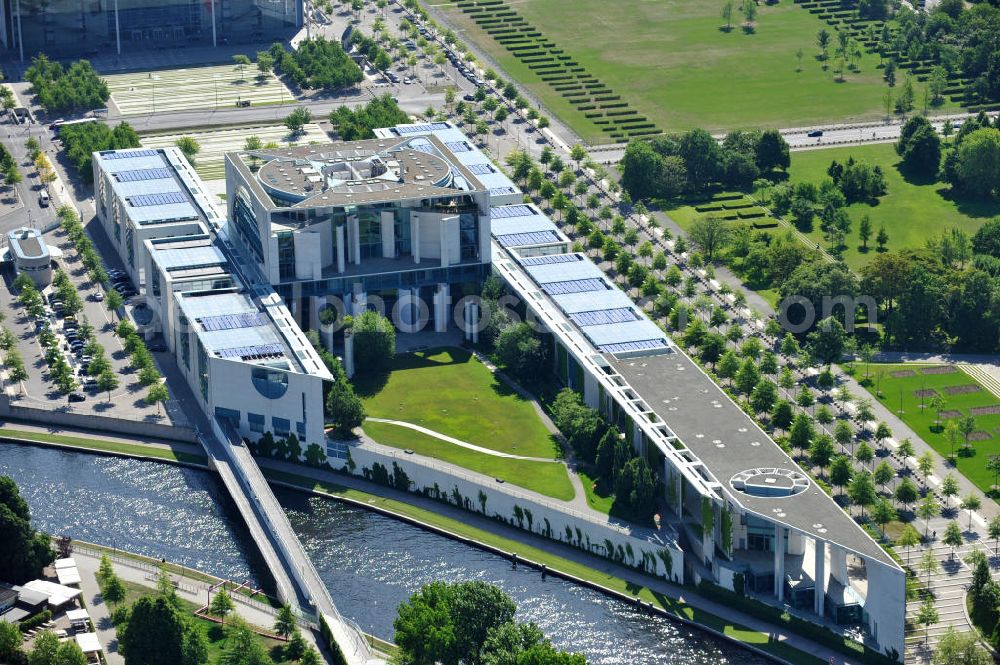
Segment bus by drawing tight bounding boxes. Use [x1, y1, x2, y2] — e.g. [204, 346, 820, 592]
[49, 117, 98, 135]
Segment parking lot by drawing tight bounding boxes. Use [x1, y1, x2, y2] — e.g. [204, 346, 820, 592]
[0, 225, 189, 427]
[139, 122, 329, 181]
[104, 64, 297, 116]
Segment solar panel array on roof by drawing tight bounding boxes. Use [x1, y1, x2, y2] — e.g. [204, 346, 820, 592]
[521, 253, 581, 266]
[489, 186, 517, 196]
[467, 163, 496, 175]
[541, 278, 607, 295]
[101, 149, 159, 159]
[600, 339, 669, 354]
[570, 308, 638, 326]
[129, 191, 187, 207]
[396, 123, 451, 134]
[412, 143, 436, 154]
[445, 141, 471, 153]
[217, 343, 283, 359]
[491, 204, 536, 218]
[199, 312, 269, 332]
[116, 168, 172, 183]
[495, 231, 561, 248]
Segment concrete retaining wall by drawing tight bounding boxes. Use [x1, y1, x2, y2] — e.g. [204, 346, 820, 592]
[0, 396, 197, 443]
[346, 443, 683, 584]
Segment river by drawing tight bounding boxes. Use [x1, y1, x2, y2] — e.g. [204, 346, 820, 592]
[0, 444, 766, 664]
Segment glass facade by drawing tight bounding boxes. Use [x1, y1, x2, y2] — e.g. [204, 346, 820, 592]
[277, 231, 295, 280]
[233, 187, 264, 264]
[6, 0, 300, 57]
[358, 212, 382, 260]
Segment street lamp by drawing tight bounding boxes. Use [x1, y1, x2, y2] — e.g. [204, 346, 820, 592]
[151, 75, 161, 114]
[214, 74, 220, 109]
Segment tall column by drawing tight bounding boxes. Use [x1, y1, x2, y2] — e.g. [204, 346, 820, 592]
[335, 225, 346, 274]
[412, 214, 421, 264]
[343, 329, 355, 378]
[814, 538, 826, 618]
[114, 0, 121, 55]
[381, 211, 395, 258]
[348, 215, 360, 264]
[774, 525, 785, 602]
[434, 283, 449, 333]
[830, 544, 849, 585]
[210, 0, 217, 47]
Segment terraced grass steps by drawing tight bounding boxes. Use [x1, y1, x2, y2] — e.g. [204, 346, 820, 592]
[446, 0, 658, 140]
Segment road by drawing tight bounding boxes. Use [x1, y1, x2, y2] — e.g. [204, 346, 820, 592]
[585, 111, 980, 163]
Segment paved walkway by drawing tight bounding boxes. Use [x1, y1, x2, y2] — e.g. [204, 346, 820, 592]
[365, 418, 560, 462]
[75, 551, 125, 665]
[260, 459, 865, 665]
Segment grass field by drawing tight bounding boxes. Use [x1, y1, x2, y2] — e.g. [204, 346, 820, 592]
[859, 363, 1000, 494]
[361, 420, 575, 500]
[140, 123, 329, 181]
[104, 65, 295, 116]
[355, 347, 572, 500]
[437, 0, 925, 140]
[355, 347, 561, 459]
[788, 143, 1000, 270]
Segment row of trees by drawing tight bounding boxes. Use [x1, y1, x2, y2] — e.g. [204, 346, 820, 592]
[0, 621, 89, 665]
[268, 39, 364, 91]
[24, 54, 109, 113]
[620, 128, 791, 200]
[550, 389, 658, 523]
[393, 581, 585, 665]
[60, 121, 140, 183]
[0, 141, 22, 193]
[116, 320, 169, 412]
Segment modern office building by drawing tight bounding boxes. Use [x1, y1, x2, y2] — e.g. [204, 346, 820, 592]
[223, 123, 518, 331]
[96, 124, 905, 659]
[375, 124, 905, 659]
[93, 147, 223, 289]
[92, 145, 329, 453]
[6, 227, 52, 287]
[0, 0, 301, 58]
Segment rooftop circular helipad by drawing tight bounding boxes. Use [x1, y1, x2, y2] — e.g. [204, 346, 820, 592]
[730, 467, 809, 498]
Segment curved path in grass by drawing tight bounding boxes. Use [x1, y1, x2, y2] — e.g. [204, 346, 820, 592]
[365, 418, 560, 462]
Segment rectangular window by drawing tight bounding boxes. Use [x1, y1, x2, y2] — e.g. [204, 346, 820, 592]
[249, 413, 265, 433]
[215, 407, 240, 424]
[296, 421, 306, 437]
[179, 330, 190, 369]
[272, 417, 291, 437]
[197, 339, 209, 401]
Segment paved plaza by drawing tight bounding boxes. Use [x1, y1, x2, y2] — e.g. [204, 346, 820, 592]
[105, 65, 297, 116]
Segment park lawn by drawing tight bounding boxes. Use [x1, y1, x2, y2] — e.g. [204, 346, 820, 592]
[116, 579, 292, 664]
[361, 420, 575, 501]
[355, 347, 561, 460]
[263, 470, 828, 665]
[859, 363, 1000, 494]
[787, 143, 1000, 271]
[578, 470, 614, 515]
[436, 0, 923, 140]
[0, 428, 207, 465]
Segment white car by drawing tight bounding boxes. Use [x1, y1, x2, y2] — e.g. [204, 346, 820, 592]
[91, 292, 104, 302]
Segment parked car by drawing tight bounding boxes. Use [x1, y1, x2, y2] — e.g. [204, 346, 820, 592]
[807, 129, 824, 137]
[147, 342, 167, 352]
[91, 292, 104, 302]
[38, 190, 50, 207]
[67, 392, 86, 403]
[463, 94, 475, 102]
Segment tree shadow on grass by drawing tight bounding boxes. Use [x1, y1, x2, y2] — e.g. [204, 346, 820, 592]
[936, 186, 1000, 219]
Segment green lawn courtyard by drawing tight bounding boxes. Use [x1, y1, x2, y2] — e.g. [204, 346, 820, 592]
[787, 143, 1000, 270]
[103, 64, 295, 116]
[140, 123, 329, 181]
[355, 347, 574, 500]
[437, 0, 923, 140]
[859, 363, 1000, 494]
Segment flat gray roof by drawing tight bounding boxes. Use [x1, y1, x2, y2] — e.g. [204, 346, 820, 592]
[7, 228, 46, 259]
[95, 149, 200, 225]
[607, 352, 896, 567]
